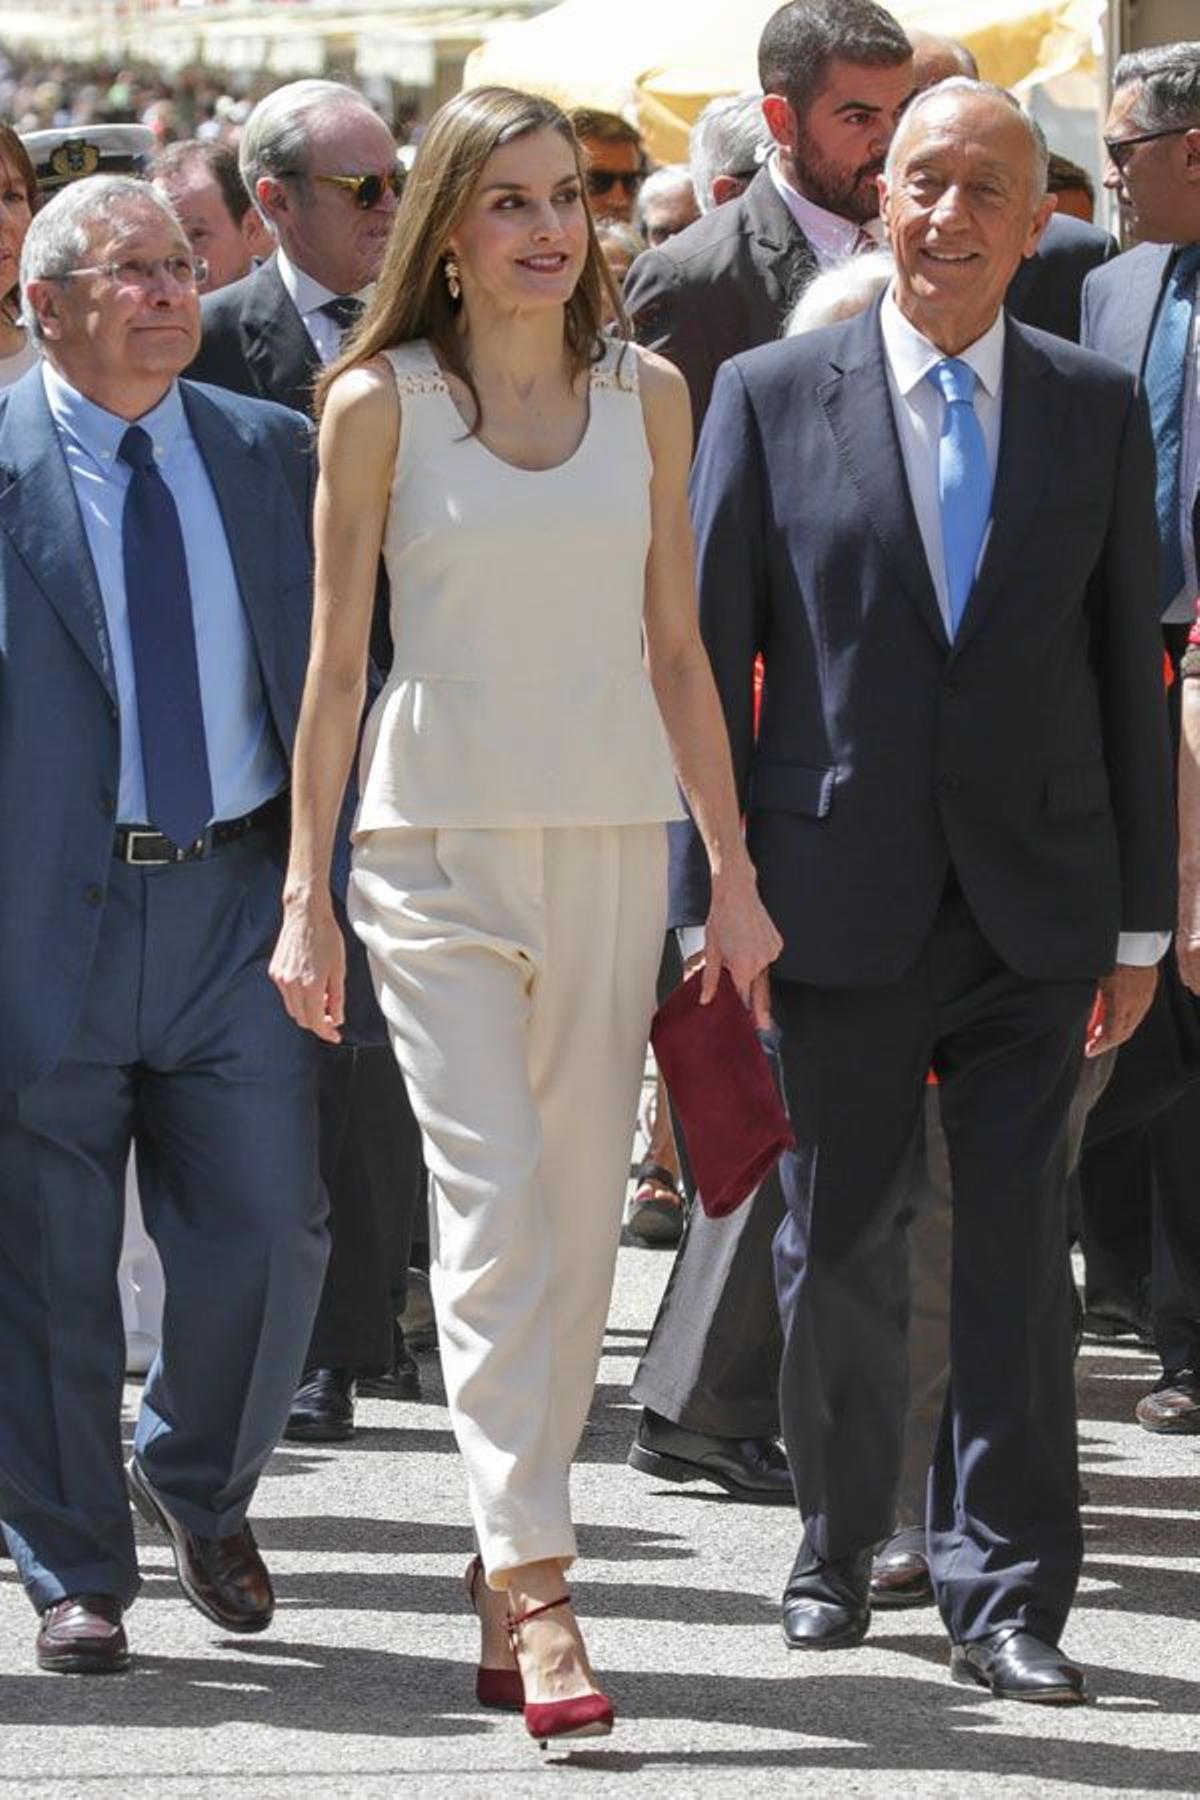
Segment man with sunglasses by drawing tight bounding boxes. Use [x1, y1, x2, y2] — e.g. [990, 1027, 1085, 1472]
[190, 79, 427, 1448]
[569, 109, 646, 224]
[1079, 41, 1200, 1441]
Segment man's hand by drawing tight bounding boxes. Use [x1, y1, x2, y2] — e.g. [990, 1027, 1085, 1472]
[1179, 908, 1200, 994]
[1085, 963, 1158, 1058]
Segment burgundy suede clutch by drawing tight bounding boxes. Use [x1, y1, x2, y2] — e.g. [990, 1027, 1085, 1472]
[650, 968, 795, 1219]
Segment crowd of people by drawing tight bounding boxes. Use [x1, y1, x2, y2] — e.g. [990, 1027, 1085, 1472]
[0, 0, 1198, 1749]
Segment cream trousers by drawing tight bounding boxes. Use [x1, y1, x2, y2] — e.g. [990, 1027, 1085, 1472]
[349, 823, 667, 1583]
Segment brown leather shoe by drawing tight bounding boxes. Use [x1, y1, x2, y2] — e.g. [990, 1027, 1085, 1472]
[127, 1458, 274, 1633]
[1135, 1372, 1200, 1434]
[36, 1594, 129, 1674]
[870, 1545, 934, 1609]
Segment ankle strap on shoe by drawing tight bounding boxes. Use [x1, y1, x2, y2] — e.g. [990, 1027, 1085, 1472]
[507, 1594, 570, 1633]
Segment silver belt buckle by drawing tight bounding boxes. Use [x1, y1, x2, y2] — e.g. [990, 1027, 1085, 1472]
[123, 829, 173, 866]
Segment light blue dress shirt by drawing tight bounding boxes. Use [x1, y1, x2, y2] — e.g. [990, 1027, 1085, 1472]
[43, 363, 287, 826]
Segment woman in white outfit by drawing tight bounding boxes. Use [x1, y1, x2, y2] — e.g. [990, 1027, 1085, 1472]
[271, 86, 779, 1744]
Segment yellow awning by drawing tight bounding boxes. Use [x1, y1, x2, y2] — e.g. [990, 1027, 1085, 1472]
[465, 0, 1105, 162]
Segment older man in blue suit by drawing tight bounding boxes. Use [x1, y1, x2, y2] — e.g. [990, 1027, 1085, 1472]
[0, 175, 331, 1673]
[679, 81, 1175, 1703]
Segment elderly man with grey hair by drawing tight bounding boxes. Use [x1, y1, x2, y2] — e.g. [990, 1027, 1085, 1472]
[689, 92, 772, 212]
[683, 75, 1172, 1700]
[0, 174, 335, 1673]
[637, 163, 701, 246]
[190, 80, 429, 1448]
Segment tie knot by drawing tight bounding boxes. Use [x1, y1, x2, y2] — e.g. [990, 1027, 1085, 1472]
[320, 295, 363, 332]
[928, 357, 977, 407]
[118, 424, 157, 473]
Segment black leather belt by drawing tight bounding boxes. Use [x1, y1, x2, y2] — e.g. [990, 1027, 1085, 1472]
[114, 792, 287, 865]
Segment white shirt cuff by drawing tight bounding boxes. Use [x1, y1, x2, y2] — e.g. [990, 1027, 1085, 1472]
[1116, 930, 1170, 966]
[677, 926, 706, 961]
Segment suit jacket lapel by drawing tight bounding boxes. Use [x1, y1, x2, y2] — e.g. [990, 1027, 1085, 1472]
[819, 302, 948, 651]
[0, 368, 118, 702]
[241, 258, 320, 414]
[743, 170, 820, 320]
[181, 381, 283, 688]
[1121, 244, 1173, 380]
[953, 323, 1055, 652]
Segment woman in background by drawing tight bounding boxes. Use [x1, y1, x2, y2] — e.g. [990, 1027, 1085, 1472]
[0, 124, 38, 387]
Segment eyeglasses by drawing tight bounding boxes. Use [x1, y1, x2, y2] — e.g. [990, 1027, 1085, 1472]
[62, 253, 209, 290]
[310, 171, 404, 209]
[1103, 124, 1191, 173]
[584, 169, 644, 198]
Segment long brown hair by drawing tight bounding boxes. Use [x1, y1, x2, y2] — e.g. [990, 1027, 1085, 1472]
[314, 86, 628, 426]
[0, 124, 38, 326]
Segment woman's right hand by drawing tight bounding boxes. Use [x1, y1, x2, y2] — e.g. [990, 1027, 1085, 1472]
[270, 895, 346, 1044]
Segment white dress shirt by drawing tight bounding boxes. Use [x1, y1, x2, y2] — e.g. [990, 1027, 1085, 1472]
[683, 289, 1166, 967]
[767, 154, 883, 265]
[275, 247, 371, 366]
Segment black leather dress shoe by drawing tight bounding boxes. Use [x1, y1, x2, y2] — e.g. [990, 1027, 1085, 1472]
[284, 1367, 356, 1441]
[358, 1325, 421, 1401]
[627, 1408, 793, 1503]
[128, 1459, 274, 1634]
[870, 1542, 933, 1609]
[1135, 1370, 1200, 1434]
[36, 1593, 129, 1674]
[951, 1628, 1087, 1705]
[782, 1540, 872, 1649]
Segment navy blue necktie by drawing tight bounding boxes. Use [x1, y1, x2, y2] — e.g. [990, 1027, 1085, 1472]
[926, 358, 993, 639]
[319, 295, 363, 341]
[1144, 243, 1200, 610]
[118, 424, 213, 846]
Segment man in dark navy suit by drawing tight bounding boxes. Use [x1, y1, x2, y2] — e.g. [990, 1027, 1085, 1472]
[0, 176, 334, 1673]
[1081, 41, 1200, 1438]
[680, 81, 1174, 1702]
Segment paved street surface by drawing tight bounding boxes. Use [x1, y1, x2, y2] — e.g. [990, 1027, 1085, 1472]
[2, 1240, 1198, 1798]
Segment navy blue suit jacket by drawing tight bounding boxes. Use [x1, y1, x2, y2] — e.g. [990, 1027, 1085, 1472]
[0, 368, 361, 1091]
[1082, 240, 1200, 565]
[673, 301, 1176, 988]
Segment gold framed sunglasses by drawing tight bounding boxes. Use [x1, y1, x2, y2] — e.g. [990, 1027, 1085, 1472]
[309, 170, 404, 209]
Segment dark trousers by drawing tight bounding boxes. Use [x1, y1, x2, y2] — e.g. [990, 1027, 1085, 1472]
[772, 886, 1092, 1645]
[310, 1045, 424, 1372]
[0, 837, 327, 1613]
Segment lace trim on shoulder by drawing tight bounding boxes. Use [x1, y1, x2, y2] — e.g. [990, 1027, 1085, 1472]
[383, 344, 448, 397]
[592, 340, 640, 394]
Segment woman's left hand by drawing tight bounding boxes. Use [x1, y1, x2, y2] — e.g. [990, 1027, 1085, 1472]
[700, 860, 783, 1028]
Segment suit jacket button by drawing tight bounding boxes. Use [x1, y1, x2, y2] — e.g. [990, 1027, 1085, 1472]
[84, 884, 103, 907]
[939, 773, 960, 793]
[97, 794, 115, 817]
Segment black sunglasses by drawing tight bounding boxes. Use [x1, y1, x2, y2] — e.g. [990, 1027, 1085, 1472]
[285, 169, 404, 209]
[1103, 124, 1190, 172]
[585, 169, 644, 197]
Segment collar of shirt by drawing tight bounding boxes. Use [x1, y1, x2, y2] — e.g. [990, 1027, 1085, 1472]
[879, 284, 1005, 402]
[42, 360, 187, 472]
[767, 153, 883, 263]
[275, 245, 371, 319]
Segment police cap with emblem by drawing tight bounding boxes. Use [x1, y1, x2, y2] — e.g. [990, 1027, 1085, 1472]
[20, 125, 156, 196]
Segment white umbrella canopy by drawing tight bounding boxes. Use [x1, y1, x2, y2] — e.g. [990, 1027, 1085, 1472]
[464, 0, 1104, 160]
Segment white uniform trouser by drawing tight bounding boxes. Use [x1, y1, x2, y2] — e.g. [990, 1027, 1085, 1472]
[349, 824, 666, 1584]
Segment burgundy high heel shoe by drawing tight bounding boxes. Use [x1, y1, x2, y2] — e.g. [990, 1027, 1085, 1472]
[465, 1555, 524, 1712]
[506, 1594, 615, 1745]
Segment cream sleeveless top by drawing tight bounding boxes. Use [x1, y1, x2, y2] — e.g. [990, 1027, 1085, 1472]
[353, 337, 683, 833]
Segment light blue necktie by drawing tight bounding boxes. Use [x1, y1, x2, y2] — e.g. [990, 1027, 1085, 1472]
[1143, 243, 1200, 612]
[926, 358, 992, 639]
